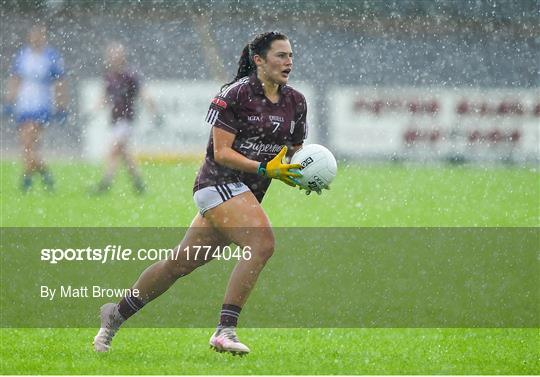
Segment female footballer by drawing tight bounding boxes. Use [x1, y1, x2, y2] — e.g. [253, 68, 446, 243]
[94, 31, 307, 355]
[4, 24, 68, 192]
[90, 41, 156, 195]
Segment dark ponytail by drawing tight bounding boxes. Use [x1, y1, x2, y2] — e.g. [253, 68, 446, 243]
[235, 44, 253, 81]
[221, 31, 288, 91]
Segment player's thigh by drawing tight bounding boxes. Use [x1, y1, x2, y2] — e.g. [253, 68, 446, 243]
[204, 191, 274, 252]
[110, 121, 132, 150]
[19, 122, 40, 145]
[168, 213, 230, 270]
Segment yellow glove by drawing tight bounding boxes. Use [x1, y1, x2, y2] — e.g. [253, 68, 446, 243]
[257, 146, 302, 187]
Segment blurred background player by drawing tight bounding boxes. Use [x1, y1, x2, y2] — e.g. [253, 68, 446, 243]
[91, 41, 157, 194]
[3, 23, 68, 192]
[93, 31, 306, 355]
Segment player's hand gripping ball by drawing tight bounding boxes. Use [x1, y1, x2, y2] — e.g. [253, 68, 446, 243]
[291, 144, 337, 195]
[257, 146, 303, 187]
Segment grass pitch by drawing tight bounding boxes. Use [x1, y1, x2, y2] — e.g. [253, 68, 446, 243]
[2, 328, 538, 374]
[1, 160, 538, 227]
[0, 160, 539, 374]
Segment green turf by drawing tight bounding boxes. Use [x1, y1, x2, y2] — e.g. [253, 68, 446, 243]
[1, 160, 538, 227]
[0, 160, 539, 374]
[1, 328, 538, 375]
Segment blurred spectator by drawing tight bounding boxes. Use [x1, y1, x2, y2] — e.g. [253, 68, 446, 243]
[90, 41, 158, 195]
[3, 23, 68, 192]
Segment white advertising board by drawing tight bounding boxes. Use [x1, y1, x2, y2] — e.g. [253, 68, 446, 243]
[80, 80, 317, 161]
[329, 87, 539, 162]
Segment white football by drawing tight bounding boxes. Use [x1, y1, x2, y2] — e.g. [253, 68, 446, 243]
[291, 144, 337, 192]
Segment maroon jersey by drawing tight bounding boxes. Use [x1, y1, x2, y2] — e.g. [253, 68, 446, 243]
[104, 70, 139, 123]
[194, 73, 308, 202]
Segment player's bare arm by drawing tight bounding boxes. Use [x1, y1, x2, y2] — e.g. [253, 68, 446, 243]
[54, 79, 69, 109]
[287, 143, 303, 159]
[212, 127, 260, 174]
[140, 87, 158, 113]
[4, 76, 20, 103]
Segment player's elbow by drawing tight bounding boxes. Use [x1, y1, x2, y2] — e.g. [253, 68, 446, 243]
[213, 147, 232, 167]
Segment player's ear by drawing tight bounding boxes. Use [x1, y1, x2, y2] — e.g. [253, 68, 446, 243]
[252, 54, 264, 66]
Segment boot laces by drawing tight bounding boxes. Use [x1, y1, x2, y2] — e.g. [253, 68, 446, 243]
[220, 327, 240, 343]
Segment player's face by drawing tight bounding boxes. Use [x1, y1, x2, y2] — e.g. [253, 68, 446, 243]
[28, 25, 47, 49]
[106, 44, 126, 71]
[258, 39, 293, 86]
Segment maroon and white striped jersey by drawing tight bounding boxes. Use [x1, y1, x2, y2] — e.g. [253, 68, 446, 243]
[194, 73, 308, 202]
[104, 70, 139, 124]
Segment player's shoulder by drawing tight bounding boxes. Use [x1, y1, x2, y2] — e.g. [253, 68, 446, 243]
[44, 46, 62, 60]
[12, 46, 35, 72]
[282, 84, 306, 103]
[123, 67, 140, 81]
[217, 77, 251, 103]
[282, 84, 307, 114]
[14, 46, 30, 60]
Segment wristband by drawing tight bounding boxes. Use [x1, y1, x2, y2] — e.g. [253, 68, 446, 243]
[257, 162, 267, 176]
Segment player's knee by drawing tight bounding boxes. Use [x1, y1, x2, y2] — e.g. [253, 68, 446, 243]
[253, 237, 275, 262]
[111, 146, 122, 156]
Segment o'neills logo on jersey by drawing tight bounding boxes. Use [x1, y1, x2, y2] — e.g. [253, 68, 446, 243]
[269, 115, 284, 122]
[211, 97, 227, 109]
[239, 137, 282, 156]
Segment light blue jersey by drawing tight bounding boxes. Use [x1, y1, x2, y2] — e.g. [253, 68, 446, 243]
[11, 46, 64, 124]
